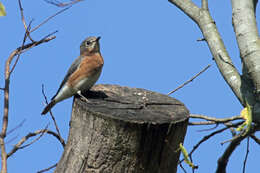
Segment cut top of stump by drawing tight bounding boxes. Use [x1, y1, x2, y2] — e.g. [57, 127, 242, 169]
[76, 84, 189, 124]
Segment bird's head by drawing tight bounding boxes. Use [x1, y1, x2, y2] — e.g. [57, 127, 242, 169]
[80, 36, 101, 55]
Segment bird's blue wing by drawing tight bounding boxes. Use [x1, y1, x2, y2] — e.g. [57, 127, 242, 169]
[51, 56, 83, 100]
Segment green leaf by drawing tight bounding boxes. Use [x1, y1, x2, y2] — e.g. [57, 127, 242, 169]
[0, 2, 6, 16]
[179, 143, 198, 169]
[236, 101, 252, 134]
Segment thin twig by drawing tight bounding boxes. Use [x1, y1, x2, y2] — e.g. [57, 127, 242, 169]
[31, 6, 71, 33]
[44, 0, 83, 7]
[242, 137, 249, 173]
[41, 84, 62, 139]
[197, 38, 206, 41]
[18, 0, 34, 42]
[0, 88, 4, 90]
[250, 134, 260, 145]
[10, 21, 32, 74]
[179, 121, 243, 164]
[5, 134, 19, 145]
[0, 27, 55, 173]
[7, 129, 46, 158]
[167, 64, 211, 95]
[221, 132, 244, 145]
[179, 162, 188, 173]
[190, 114, 242, 123]
[7, 128, 65, 158]
[197, 124, 219, 132]
[189, 121, 218, 125]
[19, 125, 49, 149]
[216, 126, 257, 173]
[201, 0, 209, 10]
[37, 163, 57, 173]
[6, 119, 26, 135]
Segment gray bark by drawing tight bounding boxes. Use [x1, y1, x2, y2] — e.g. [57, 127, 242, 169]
[168, 0, 260, 122]
[231, 0, 260, 121]
[54, 84, 189, 173]
[168, 0, 245, 105]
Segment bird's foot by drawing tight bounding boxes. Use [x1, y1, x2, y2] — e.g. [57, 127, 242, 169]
[77, 90, 90, 103]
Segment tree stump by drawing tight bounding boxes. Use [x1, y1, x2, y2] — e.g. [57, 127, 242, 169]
[54, 84, 189, 173]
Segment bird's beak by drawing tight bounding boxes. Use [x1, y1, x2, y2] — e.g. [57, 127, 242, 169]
[96, 36, 101, 41]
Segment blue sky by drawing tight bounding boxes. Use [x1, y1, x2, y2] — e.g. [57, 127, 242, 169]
[1, 0, 259, 172]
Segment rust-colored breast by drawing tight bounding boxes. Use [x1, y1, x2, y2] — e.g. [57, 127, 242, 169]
[67, 53, 104, 88]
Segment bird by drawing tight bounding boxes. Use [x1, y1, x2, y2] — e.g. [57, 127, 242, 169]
[41, 36, 104, 115]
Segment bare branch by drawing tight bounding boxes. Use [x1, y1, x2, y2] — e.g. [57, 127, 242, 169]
[231, 0, 260, 96]
[44, 0, 83, 7]
[169, 0, 246, 106]
[201, 0, 208, 10]
[168, 64, 211, 95]
[216, 126, 257, 173]
[242, 137, 249, 173]
[190, 114, 242, 123]
[10, 20, 33, 74]
[188, 121, 217, 125]
[250, 134, 260, 145]
[179, 162, 188, 173]
[41, 84, 62, 138]
[6, 119, 26, 135]
[18, 0, 34, 42]
[18, 125, 48, 150]
[1, 12, 56, 173]
[5, 134, 19, 145]
[37, 163, 57, 173]
[197, 38, 206, 42]
[7, 129, 65, 158]
[31, 6, 71, 33]
[179, 121, 243, 164]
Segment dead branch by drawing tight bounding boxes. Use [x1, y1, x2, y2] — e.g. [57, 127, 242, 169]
[18, 0, 34, 42]
[41, 84, 62, 139]
[190, 114, 242, 123]
[179, 162, 187, 173]
[31, 6, 71, 33]
[7, 129, 65, 158]
[44, 0, 83, 7]
[179, 121, 243, 165]
[216, 126, 257, 173]
[168, 64, 211, 95]
[37, 163, 57, 173]
[6, 119, 26, 135]
[168, 0, 247, 106]
[9, 21, 32, 74]
[242, 137, 250, 173]
[189, 121, 218, 125]
[250, 134, 260, 145]
[0, 0, 71, 172]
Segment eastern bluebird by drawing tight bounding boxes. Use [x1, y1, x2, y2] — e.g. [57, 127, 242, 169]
[41, 36, 104, 115]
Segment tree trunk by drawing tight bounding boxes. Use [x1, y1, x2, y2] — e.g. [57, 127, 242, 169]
[54, 84, 189, 173]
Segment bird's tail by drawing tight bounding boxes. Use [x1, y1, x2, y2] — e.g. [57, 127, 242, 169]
[41, 100, 56, 115]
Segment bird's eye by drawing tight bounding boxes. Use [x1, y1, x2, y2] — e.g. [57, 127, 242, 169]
[86, 41, 91, 46]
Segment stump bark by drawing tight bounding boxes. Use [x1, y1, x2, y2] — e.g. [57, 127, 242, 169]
[54, 84, 189, 173]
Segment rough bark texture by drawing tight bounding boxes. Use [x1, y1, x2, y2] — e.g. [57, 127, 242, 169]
[231, 0, 260, 122]
[54, 84, 189, 173]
